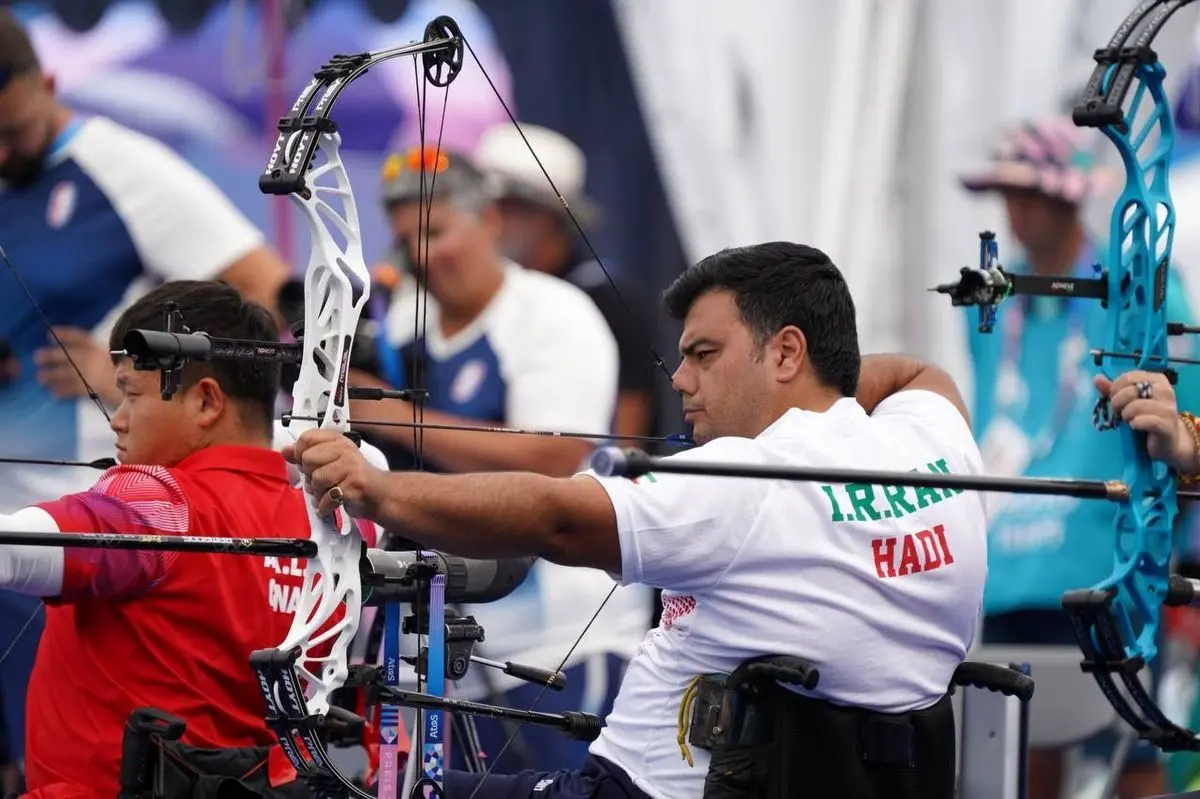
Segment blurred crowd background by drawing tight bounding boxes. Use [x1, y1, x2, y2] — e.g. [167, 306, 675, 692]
[11, 1, 1200, 797]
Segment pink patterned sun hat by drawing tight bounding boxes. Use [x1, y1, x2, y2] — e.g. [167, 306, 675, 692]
[959, 115, 1115, 205]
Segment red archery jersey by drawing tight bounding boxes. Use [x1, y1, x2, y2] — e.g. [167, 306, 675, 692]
[23, 445, 371, 798]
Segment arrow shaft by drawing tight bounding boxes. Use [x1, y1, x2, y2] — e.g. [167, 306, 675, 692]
[0, 531, 316, 557]
[602, 450, 1127, 500]
[0, 456, 115, 469]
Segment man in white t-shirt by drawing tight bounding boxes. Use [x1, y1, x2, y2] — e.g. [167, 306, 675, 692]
[287, 241, 989, 799]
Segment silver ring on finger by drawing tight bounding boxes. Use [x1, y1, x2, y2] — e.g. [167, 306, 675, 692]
[1136, 380, 1155, 400]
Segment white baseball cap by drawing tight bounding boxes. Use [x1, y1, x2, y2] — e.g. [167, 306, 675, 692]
[474, 122, 601, 229]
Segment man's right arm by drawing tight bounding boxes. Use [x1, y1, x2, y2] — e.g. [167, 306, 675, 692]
[0, 466, 190, 603]
[0, 507, 65, 597]
[856, 353, 971, 426]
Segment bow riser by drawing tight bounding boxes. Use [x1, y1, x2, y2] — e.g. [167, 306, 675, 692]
[1091, 54, 1179, 665]
[273, 128, 372, 719]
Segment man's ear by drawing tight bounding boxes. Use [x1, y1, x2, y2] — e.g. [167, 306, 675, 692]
[188, 376, 227, 429]
[772, 326, 806, 382]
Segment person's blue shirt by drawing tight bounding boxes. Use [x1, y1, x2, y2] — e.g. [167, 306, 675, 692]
[967, 238, 1200, 614]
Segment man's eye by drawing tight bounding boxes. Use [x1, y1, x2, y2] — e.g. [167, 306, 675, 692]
[694, 351, 713, 362]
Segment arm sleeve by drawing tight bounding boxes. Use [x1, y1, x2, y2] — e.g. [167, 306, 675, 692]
[34, 465, 191, 602]
[583, 437, 769, 592]
[73, 121, 265, 281]
[502, 286, 619, 432]
[0, 507, 65, 596]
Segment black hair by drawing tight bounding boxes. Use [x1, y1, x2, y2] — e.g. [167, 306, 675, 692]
[110, 281, 280, 434]
[662, 242, 861, 396]
[0, 10, 39, 91]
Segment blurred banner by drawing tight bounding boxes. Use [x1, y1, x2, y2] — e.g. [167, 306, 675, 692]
[12, 0, 516, 266]
[23, 0, 1200, 416]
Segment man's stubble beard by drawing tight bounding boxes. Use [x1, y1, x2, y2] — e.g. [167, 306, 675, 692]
[0, 138, 49, 189]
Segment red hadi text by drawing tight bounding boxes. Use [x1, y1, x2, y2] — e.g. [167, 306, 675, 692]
[872, 525, 954, 579]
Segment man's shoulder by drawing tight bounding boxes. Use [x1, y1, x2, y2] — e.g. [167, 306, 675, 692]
[66, 117, 176, 171]
[662, 435, 765, 466]
[64, 116, 210, 200]
[90, 463, 188, 501]
[491, 264, 616, 350]
[39, 463, 193, 535]
[873, 389, 965, 422]
[503, 263, 607, 318]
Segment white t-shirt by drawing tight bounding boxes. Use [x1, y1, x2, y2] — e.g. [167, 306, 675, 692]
[586, 390, 988, 799]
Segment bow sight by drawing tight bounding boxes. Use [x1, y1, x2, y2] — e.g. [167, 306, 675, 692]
[935, 231, 1107, 335]
[118, 301, 422, 405]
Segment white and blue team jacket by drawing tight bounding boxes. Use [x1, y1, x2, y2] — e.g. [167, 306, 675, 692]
[0, 116, 265, 511]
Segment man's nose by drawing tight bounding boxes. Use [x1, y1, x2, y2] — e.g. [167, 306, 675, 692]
[671, 362, 692, 395]
[109, 405, 127, 434]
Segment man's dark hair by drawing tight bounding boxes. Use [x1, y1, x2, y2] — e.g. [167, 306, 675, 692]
[0, 10, 40, 91]
[662, 242, 861, 396]
[110, 281, 280, 434]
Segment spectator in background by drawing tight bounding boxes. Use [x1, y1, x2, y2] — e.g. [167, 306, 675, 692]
[352, 145, 650, 774]
[958, 115, 1200, 799]
[0, 10, 290, 791]
[474, 123, 658, 441]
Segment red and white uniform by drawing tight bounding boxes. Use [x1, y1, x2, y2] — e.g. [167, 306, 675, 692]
[0, 445, 374, 799]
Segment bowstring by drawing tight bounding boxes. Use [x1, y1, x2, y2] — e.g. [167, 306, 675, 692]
[0, 244, 113, 423]
[0, 600, 44, 670]
[404, 46, 453, 797]
[453, 31, 630, 799]
[458, 38, 674, 386]
[0, 242, 117, 670]
[406, 53, 430, 795]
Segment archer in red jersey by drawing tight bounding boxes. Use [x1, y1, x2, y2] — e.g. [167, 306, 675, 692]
[0, 281, 374, 798]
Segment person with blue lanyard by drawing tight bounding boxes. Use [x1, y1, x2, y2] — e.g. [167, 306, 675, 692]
[959, 114, 1200, 799]
[0, 10, 292, 792]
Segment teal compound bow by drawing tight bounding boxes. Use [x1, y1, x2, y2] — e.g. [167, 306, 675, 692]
[947, 0, 1200, 750]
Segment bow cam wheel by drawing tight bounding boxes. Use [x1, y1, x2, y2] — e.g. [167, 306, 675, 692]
[423, 16, 464, 88]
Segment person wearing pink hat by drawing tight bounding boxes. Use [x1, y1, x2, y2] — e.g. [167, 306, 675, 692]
[959, 116, 1200, 799]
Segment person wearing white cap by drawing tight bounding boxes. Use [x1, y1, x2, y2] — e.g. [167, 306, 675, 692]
[958, 116, 1200, 799]
[474, 123, 657, 442]
[350, 144, 651, 776]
